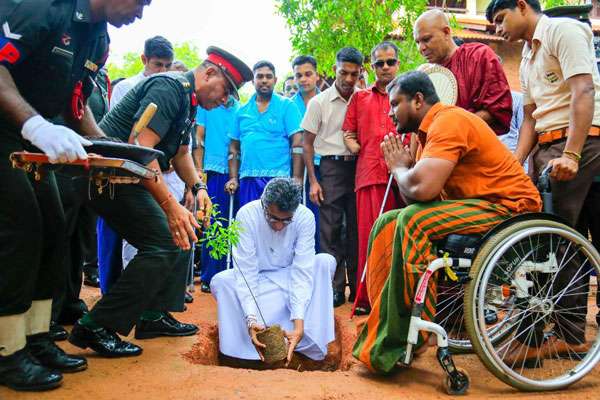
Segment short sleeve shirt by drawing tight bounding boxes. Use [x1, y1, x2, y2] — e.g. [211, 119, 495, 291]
[301, 85, 355, 156]
[229, 93, 302, 179]
[100, 71, 196, 171]
[520, 16, 600, 132]
[417, 103, 541, 213]
[342, 86, 400, 190]
[0, 0, 109, 134]
[196, 99, 239, 174]
[292, 90, 321, 165]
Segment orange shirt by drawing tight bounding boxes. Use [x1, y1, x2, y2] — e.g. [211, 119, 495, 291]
[417, 103, 541, 213]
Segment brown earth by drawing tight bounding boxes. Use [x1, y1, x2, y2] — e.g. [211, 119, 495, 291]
[2, 284, 600, 400]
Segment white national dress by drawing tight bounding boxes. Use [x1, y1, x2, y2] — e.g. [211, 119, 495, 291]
[211, 200, 336, 360]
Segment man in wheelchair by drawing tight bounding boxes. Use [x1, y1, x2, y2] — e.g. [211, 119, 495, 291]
[352, 71, 542, 374]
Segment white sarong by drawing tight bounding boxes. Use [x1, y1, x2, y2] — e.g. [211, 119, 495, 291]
[211, 253, 335, 361]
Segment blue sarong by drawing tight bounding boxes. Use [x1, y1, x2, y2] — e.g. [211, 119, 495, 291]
[238, 177, 272, 209]
[201, 171, 238, 284]
[96, 218, 122, 294]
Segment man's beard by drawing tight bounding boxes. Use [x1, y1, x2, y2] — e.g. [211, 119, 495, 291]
[257, 87, 274, 98]
[395, 118, 419, 134]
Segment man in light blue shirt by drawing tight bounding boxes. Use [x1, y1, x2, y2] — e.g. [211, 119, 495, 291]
[291, 55, 321, 252]
[499, 91, 527, 171]
[226, 60, 304, 207]
[194, 97, 239, 292]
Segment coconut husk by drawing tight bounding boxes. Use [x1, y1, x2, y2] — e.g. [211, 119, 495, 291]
[256, 325, 287, 364]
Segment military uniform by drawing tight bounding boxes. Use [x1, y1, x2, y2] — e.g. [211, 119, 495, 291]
[66, 71, 199, 335]
[0, 0, 109, 390]
[52, 68, 111, 329]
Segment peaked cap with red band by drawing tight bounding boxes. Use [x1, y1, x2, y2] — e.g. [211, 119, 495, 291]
[205, 46, 253, 100]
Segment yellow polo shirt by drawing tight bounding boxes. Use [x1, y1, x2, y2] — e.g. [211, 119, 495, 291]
[520, 15, 600, 133]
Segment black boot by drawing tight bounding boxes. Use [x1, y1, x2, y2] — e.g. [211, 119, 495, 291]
[49, 322, 68, 342]
[0, 348, 62, 391]
[200, 282, 211, 293]
[27, 333, 87, 373]
[83, 265, 100, 288]
[333, 291, 346, 307]
[69, 321, 142, 358]
[184, 291, 194, 303]
[135, 312, 198, 339]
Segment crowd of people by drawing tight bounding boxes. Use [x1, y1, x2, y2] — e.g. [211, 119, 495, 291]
[1, 0, 600, 394]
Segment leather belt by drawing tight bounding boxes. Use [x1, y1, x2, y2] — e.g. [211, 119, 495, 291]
[320, 155, 357, 161]
[538, 125, 600, 145]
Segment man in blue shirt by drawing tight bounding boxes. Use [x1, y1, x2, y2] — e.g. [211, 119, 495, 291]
[226, 60, 303, 206]
[291, 55, 321, 252]
[194, 97, 239, 292]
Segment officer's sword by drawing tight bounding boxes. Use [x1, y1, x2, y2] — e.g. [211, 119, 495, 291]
[132, 103, 158, 146]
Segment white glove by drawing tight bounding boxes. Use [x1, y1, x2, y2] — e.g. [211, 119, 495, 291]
[21, 115, 92, 163]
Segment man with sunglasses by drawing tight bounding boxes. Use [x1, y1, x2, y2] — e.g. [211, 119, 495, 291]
[0, 0, 151, 392]
[414, 9, 512, 135]
[211, 178, 336, 365]
[342, 41, 406, 314]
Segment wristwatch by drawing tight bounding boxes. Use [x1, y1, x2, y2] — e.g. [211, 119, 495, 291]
[190, 182, 207, 196]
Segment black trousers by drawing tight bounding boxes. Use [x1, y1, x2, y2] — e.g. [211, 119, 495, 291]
[0, 134, 66, 316]
[528, 137, 600, 344]
[318, 158, 358, 293]
[51, 172, 97, 321]
[70, 179, 187, 335]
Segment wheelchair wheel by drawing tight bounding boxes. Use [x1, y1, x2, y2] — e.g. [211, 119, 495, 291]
[438, 276, 517, 353]
[464, 219, 600, 391]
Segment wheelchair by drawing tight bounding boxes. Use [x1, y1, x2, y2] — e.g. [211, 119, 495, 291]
[401, 168, 600, 394]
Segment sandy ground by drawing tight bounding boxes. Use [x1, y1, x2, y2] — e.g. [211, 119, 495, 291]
[2, 284, 600, 400]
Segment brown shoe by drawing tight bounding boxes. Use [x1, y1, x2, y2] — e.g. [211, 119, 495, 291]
[501, 340, 546, 368]
[502, 336, 590, 368]
[543, 336, 589, 360]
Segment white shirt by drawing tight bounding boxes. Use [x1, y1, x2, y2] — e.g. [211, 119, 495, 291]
[231, 200, 315, 321]
[110, 71, 147, 109]
[520, 15, 600, 132]
[301, 85, 355, 156]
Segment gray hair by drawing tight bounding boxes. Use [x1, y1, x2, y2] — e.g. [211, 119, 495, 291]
[261, 178, 302, 213]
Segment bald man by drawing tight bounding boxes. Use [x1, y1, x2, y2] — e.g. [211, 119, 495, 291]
[414, 10, 512, 135]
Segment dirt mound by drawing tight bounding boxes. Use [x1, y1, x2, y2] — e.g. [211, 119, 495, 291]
[182, 316, 358, 372]
[182, 321, 220, 366]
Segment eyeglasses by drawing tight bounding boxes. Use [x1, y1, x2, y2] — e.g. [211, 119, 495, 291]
[372, 59, 398, 68]
[261, 201, 294, 225]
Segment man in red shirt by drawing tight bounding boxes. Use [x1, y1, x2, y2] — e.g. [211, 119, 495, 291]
[414, 9, 512, 135]
[342, 41, 406, 313]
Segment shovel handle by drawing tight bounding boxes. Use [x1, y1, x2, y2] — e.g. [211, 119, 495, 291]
[132, 103, 158, 145]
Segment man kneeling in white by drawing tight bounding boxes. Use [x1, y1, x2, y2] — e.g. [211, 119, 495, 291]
[211, 178, 336, 363]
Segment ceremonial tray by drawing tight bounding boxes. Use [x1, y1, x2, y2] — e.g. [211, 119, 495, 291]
[417, 63, 459, 105]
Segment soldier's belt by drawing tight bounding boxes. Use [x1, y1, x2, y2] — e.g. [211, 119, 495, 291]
[538, 125, 600, 144]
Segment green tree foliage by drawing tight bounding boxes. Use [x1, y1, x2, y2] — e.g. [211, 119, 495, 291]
[276, 0, 428, 79]
[106, 41, 202, 80]
[543, 0, 584, 9]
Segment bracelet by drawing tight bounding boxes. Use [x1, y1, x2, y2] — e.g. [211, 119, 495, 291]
[158, 193, 173, 208]
[563, 150, 582, 162]
[245, 315, 258, 329]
